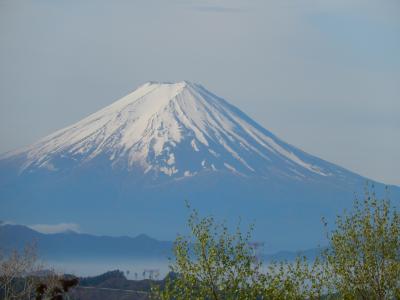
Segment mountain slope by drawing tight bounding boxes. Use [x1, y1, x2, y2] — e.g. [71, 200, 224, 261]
[1, 81, 353, 181]
[0, 81, 398, 251]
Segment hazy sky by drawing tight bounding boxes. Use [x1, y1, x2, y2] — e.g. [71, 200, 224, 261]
[0, 0, 399, 185]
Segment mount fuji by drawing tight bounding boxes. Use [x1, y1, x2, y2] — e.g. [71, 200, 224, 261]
[1, 81, 398, 251]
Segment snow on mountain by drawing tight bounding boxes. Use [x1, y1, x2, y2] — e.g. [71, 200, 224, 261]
[2, 81, 397, 251]
[4, 81, 343, 181]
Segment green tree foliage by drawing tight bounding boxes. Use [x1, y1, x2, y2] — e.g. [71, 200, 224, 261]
[263, 256, 326, 299]
[323, 186, 400, 299]
[152, 209, 266, 299]
[153, 185, 399, 299]
[151, 207, 322, 300]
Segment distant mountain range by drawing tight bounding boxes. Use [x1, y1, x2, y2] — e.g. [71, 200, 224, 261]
[0, 81, 398, 251]
[0, 223, 172, 260]
[0, 223, 322, 262]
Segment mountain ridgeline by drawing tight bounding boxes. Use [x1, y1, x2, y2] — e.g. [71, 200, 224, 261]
[0, 223, 172, 260]
[0, 223, 321, 262]
[0, 81, 398, 250]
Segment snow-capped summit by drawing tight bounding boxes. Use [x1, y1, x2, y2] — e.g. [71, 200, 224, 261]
[6, 81, 343, 180]
[0, 81, 398, 251]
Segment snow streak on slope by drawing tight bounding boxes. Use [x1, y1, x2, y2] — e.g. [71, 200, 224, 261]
[4, 81, 340, 180]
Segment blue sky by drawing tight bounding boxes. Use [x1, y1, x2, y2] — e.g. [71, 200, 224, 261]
[0, 0, 399, 185]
